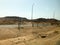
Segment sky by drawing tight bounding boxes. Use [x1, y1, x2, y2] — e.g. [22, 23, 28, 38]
[0, 0, 60, 20]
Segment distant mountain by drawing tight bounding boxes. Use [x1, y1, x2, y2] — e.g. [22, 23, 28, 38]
[0, 16, 28, 24]
[31, 18, 60, 25]
[4, 16, 28, 21]
[32, 18, 59, 22]
[0, 16, 59, 25]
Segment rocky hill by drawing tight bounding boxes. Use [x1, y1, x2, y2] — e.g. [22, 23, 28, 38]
[0, 16, 28, 24]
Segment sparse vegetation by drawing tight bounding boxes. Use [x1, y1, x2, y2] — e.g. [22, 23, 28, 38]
[54, 31, 59, 34]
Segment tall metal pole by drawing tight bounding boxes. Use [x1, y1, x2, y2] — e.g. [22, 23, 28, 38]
[31, 3, 34, 27]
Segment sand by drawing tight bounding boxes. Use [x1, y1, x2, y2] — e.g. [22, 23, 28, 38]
[0, 25, 60, 45]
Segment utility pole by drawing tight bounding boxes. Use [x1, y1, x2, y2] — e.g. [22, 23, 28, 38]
[31, 3, 34, 27]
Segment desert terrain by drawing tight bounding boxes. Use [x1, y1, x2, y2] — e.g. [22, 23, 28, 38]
[0, 24, 59, 45]
[0, 17, 60, 45]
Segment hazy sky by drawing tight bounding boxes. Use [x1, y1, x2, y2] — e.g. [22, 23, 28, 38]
[0, 0, 60, 20]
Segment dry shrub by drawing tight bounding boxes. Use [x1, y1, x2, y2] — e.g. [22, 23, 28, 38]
[54, 31, 59, 34]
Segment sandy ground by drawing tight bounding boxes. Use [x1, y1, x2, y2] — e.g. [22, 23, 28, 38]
[0, 25, 60, 45]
